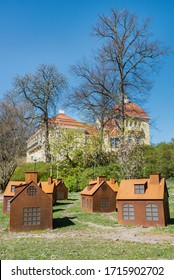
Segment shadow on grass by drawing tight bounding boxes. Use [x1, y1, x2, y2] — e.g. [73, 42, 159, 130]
[53, 216, 76, 229]
[169, 218, 174, 225]
[53, 208, 66, 213]
[53, 202, 74, 213]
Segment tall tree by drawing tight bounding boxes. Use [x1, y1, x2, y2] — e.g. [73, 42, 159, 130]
[68, 59, 116, 151]
[12, 64, 67, 162]
[0, 97, 29, 189]
[93, 8, 167, 133]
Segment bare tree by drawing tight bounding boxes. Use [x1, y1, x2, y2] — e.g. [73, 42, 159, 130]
[68, 59, 116, 151]
[12, 64, 67, 162]
[93, 8, 168, 133]
[0, 97, 29, 190]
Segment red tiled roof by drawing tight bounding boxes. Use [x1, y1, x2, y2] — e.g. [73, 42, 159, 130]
[49, 113, 85, 128]
[123, 102, 150, 119]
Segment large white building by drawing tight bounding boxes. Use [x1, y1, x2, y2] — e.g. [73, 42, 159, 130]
[26, 103, 150, 163]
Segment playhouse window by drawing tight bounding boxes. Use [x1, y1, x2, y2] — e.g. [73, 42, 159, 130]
[123, 204, 135, 220]
[101, 184, 107, 191]
[23, 207, 40, 225]
[27, 185, 37, 196]
[11, 186, 16, 192]
[6, 199, 11, 211]
[100, 198, 109, 210]
[134, 184, 145, 194]
[146, 204, 159, 221]
[82, 197, 86, 208]
[57, 192, 64, 199]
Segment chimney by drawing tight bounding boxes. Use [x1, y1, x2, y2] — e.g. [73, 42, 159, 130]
[48, 176, 53, 185]
[97, 176, 106, 184]
[110, 177, 115, 184]
[149, 174, 160, 184]
[25, 172, 38, 183]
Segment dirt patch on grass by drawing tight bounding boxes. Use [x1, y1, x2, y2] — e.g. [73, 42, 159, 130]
[1, 222, 174, 245]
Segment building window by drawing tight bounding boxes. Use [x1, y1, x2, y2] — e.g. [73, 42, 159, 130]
[136, 136, 141, 144]
[6, 199, 11, 211]
[134, 184, 145, 194]
[23, 207, 40, 225]
[11, 186, 15, 192]
[57, 192, 64, 200]
[86, 198, 92, 210]
[27, 185, 37, 196]
[110, 137, 119, 148]
[146, 204, 159, 221]
[123, 204, 135, 220]
[101, 184, 107, 191]
[82, 197, 86, 208]
[100, 198, 109, 210]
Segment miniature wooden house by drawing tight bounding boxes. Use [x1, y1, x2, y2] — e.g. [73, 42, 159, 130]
[55, 179, 68, 200]
[39, 177, 57, 205]
[81, 176, 118, 212]
[3, 172, 38, 214]
[117, 174, 170, 227]
[10, 181, 53, 232]
[3, 181, 25, 214]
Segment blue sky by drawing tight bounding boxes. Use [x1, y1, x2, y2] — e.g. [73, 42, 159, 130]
[0, 0, 174, 144]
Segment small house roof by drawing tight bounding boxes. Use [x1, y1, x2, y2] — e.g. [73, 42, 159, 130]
[81, 179, 117, 196]
[3, 181, 26, 197]
[39, 182, 55, 194]
[117, 176, 166, 200]
[10, 181, 36, 203]
[107, 180, 119, 193]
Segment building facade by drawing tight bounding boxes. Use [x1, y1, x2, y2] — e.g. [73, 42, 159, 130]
[26, 103, 150, 163]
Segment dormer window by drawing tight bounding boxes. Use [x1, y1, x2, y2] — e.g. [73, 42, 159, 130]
[11, 186, 16, 192]
[134, 184, 145, 194]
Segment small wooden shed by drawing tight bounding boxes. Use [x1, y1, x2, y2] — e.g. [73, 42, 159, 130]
[3, 181, 25, 214]
[3, 172, 38, 214]
[39, 177, 57, 205]
[81, 176, 118, 212]
[117, 174, 170, 227]
[55, 179, 68, 200]
[10, 181, 53, 232]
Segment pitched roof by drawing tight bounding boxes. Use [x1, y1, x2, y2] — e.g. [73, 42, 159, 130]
[3, 181, 26, 197]
[49, 113, 86, 129]
[117, 176, 166, 200]
[10, 181, 40, 203]
[123, 102, 150, 119]
[107, 180, 119, 193]
[39, 182, 55, 194]
[81, 179, 118, 196]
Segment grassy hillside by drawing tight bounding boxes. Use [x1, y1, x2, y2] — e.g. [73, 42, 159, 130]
[0, 180, 174, 260]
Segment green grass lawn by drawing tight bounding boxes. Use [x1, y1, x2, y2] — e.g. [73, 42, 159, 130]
[0, 181, 174, 260]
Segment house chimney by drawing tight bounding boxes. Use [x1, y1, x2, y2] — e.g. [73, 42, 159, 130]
[110, 177, 115, 184]
[25, 172, 38, 183]
[48, 176, 53, 185]
[97, 176, 106, 184]
[149, 174, 160, 184]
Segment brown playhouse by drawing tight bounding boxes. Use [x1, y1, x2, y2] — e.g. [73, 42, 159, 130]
[10, 180, 53, 232]
[55, 179, 68, 200]
[117, 174, 170, 227]
[81, 176, 118, 212]
[3, 171, 38, 214]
